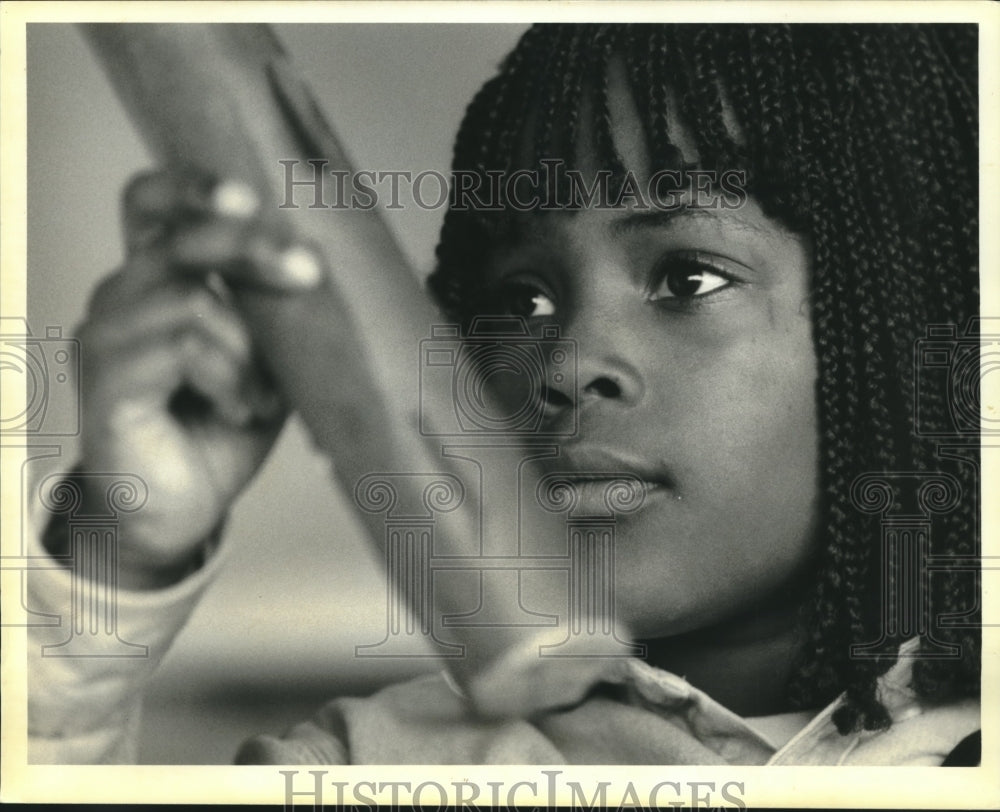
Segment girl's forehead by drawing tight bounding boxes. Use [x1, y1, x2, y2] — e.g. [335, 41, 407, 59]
[602, 57, 701, 174]
[516, 53, 746, 187]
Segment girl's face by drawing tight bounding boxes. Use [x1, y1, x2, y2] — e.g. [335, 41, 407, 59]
[486, 195, 821, 640]
[477, 74, 821, 640]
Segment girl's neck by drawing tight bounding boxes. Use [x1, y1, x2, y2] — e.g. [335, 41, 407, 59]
[639, 600, 808, 718]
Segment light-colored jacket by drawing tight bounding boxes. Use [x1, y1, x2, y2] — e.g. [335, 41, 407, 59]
[27, 533, 979, 766]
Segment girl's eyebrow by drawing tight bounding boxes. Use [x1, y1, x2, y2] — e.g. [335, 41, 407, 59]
[611, 207, 767, 237]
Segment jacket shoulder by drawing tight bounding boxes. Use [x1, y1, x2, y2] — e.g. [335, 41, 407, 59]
[234, 672, 562, 765]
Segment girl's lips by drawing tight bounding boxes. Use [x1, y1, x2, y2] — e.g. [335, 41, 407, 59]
[536, 444, 674, 516]
[554, 476, 665, 516]
[547, 444, 674, 488]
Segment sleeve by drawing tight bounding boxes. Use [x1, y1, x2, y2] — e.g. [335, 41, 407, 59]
[233, 704, 351, 765]
[26, 507, 229, 764]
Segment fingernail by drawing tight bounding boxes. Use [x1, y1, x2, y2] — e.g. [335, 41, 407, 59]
[278, 245, 324, 288]
[211, 180, 259, 219]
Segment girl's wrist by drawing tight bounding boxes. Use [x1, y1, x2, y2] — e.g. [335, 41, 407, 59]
[40, 466, 226, 592]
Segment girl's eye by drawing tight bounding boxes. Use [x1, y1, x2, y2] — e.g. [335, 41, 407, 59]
[496, 282, 557, 319]
[647, 254, 734, 302]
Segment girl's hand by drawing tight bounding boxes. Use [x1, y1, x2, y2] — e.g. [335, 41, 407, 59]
[76, 168, 322, 589]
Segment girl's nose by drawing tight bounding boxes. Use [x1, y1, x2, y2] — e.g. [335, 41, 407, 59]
[540, 350, 645, 430]
[575, 356, 644, 407]
[582, 375, 624, 400]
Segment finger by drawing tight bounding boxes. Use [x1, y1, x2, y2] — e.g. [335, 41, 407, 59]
[175, 331, 256, 426]
[91, 242, 243, 313]
[172, 331, 285, 429]
[169, 220, 325, 292]
[86, 243, 189, 314]
[232, 355, 286, 426]
[81, 288, 284, 425]
[84, 325, 270, 429]
[122, 168, 260, 254]
[122, 168, 214, 253]
[84, 281, 250, 362]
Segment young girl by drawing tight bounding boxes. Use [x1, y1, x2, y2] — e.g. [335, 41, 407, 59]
[29, 23, 981, 767]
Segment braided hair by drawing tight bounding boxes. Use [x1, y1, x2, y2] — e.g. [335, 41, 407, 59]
[427, 24, 980, 733]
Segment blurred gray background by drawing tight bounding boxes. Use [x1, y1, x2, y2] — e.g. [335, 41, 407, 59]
[26, 23, 527, 763]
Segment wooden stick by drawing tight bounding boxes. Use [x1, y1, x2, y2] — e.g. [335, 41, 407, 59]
[81, 23, 626, 718]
